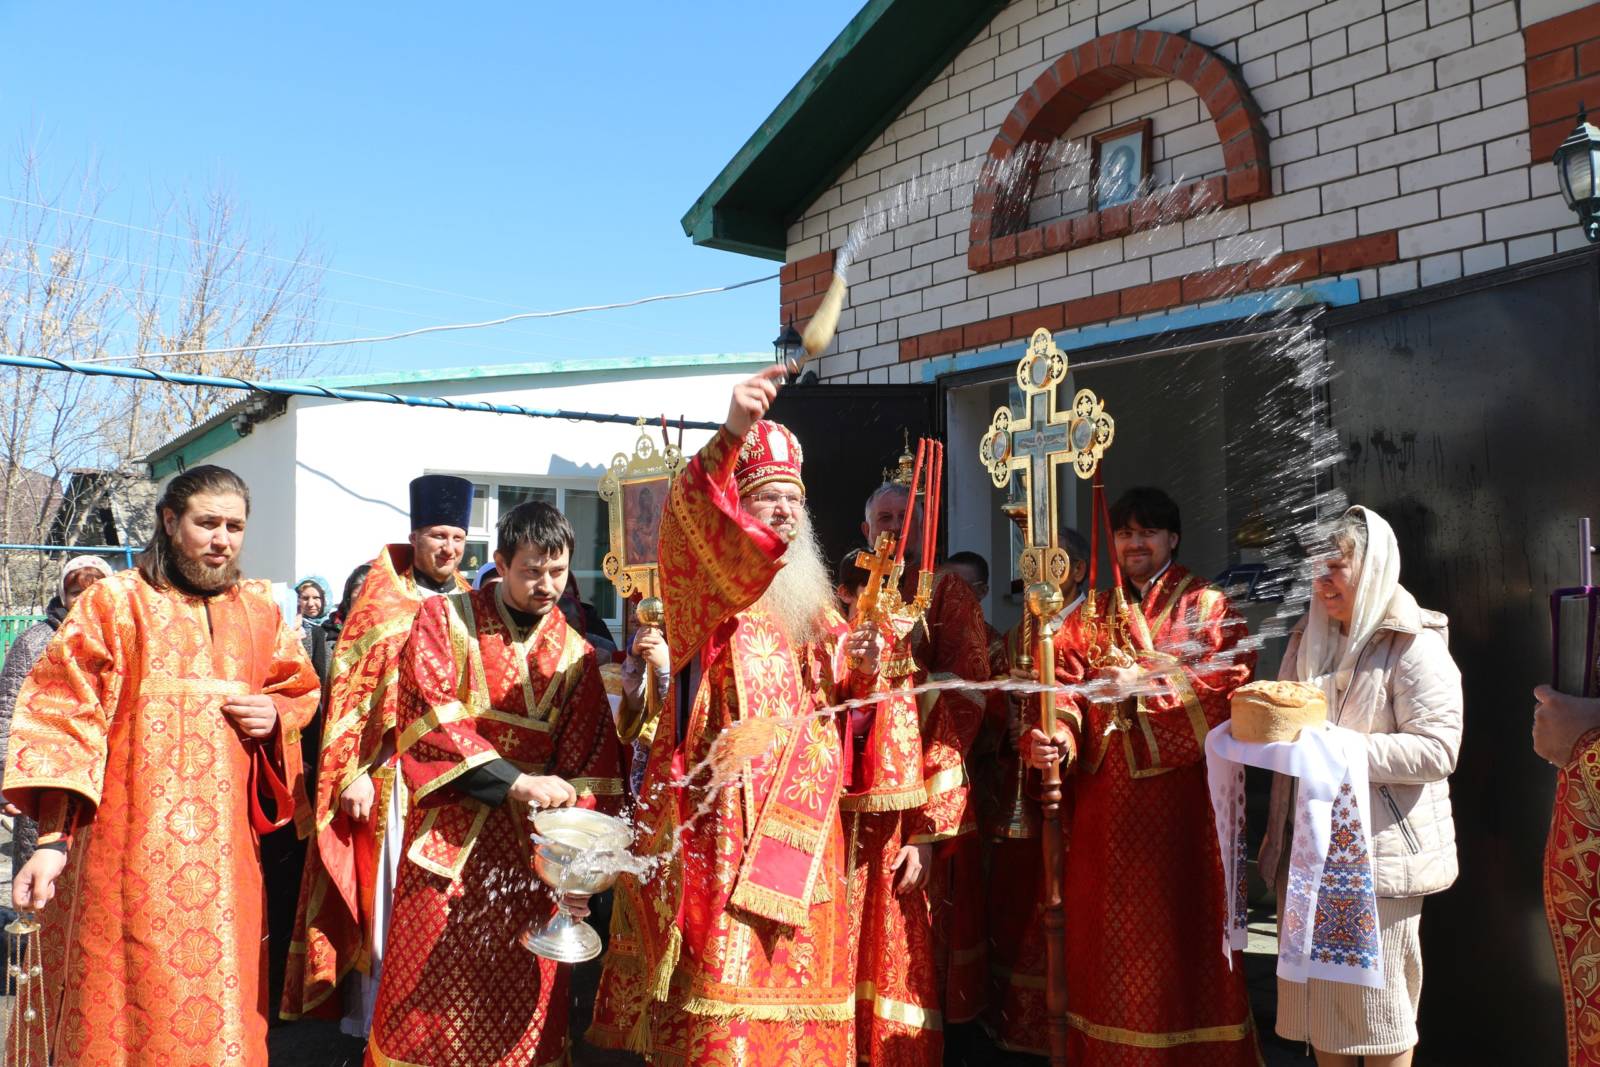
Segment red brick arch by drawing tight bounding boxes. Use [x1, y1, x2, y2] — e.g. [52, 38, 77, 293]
[968, 28, 1271, 272]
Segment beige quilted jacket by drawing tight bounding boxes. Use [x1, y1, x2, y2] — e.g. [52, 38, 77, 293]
[1259, 586, 1463, 899]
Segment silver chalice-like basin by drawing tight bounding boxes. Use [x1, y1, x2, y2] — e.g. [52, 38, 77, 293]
[518, 807, 634, 963]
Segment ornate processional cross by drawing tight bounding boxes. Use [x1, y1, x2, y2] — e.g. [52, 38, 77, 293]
[978, 328, 1115, 590]
[974, 326, 1115, 1067]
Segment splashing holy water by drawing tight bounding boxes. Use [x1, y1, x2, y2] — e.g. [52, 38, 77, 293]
[530, 123, 1349, 892]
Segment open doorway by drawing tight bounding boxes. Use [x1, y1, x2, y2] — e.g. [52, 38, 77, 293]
[942, 322, 1327, 679]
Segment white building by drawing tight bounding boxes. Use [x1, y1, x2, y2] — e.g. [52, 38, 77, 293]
[146, 352, 767, 632]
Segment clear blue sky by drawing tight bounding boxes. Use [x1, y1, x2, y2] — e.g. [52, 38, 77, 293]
[0, 2, 864, 376]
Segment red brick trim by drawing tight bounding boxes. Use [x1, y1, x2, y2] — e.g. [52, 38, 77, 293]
[779, 249, 838, 333]
[968, 29, 1272, 273]
[897, 231, 1399, 363]
[1524, 2, 1600, 160]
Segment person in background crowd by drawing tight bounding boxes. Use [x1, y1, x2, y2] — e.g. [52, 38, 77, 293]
[324, 564, 373, 639]
[560, 571, 617, 655]
[474, 561, 499, 589]
[263, 571, 336, 1021]
[294, 575, 334, 677]
[836, 547, 868, 617]
[0, 554, 114, 879]
[297, 575, 328, 624]
[943, 549, 1001, 649]
[6, 465, 318, 1065]
[1263, 506, 1461, 1067]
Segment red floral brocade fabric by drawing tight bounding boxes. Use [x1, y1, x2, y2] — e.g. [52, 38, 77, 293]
[589, 427, 857, 1066]
[365, 588, 624, 1067]
[4, 572, 318, 1067]
[1057, 564, 1262, 1065]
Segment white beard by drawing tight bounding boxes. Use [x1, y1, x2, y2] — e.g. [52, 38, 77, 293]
[755, 508, 833, 646]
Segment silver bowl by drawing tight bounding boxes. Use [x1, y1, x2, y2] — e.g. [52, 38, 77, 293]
[518, 807, 634, 963]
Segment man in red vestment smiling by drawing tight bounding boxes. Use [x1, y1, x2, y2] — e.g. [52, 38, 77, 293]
[1026, 487, 1260, 1065]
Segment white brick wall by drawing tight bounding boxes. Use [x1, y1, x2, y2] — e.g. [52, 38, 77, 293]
[782, 0, 1579, 382]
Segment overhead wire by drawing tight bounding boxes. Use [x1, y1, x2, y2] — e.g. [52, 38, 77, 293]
[0, 230, 772, 362]
[80, 274, 778, 363]
[0, 350, 724, 431]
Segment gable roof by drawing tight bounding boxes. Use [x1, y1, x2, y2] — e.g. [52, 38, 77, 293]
[680, 0, 1008, 261]
[145, 352, 770, 479]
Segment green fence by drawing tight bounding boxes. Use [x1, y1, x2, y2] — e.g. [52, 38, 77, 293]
[0, 614, 45, 660]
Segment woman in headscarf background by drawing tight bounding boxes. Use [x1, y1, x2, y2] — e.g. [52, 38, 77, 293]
[0, 555, 114, 878]
[1259, 506, 1463, 1067]
[264, 570, 355, 1021]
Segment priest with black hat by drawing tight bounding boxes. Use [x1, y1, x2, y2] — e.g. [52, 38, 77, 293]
[281, 474, 474, 1034]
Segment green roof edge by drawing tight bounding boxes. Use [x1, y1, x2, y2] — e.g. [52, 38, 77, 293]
[680, 0, 1008, 262]
[679, 0, 898, 260]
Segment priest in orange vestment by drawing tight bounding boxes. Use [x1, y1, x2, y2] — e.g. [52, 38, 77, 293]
[5, 465, 319, 1067]
[282, 475, 473, 1029]
[1027, 487, 1259, 1065]
[366, 500, 627, 1066]
[590, 367, 883, 1066]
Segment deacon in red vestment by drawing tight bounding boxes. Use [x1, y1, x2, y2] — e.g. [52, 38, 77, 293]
[984, 532, 1088, 1055]
[6, 466, 319, 1067]
[1027, 488, 1259, 1065]
[366, 500, 628, 1067]
[845, 482, 991, 1064]
[283, 475, 474, 1030]
[591, 368, 884, 1066]
[1535, 684, 1600, 1066]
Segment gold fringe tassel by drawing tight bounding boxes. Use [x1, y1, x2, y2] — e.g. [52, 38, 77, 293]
[672, 994, 857, 1023]
[840, 786, 927, 813]
[624, 925, 682, 1055]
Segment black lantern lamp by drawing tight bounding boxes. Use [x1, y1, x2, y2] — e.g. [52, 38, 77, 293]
[773, 320, 803, 369]
[1553, 105, 1600, 244]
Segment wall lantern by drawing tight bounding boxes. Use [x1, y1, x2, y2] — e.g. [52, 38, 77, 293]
[773, 320, 803, 369]
[1553, 105, 1600, 244]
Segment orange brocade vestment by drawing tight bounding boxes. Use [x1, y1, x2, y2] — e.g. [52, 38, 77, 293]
[589, 427, 858, 1067]
[282, 544, 461, 1021]
[2, 571, 319, 1067]
[1544, 726, 1600, 1066]
[1058, 564, 1260, 1065]
[366, 588, 625, 1067]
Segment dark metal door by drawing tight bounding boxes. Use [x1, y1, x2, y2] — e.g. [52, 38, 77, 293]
[1325, 249, 1600, 1065]
[768, 382, 939, 570]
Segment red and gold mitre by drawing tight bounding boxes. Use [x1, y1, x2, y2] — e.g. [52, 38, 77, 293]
[735, 419, 804, 495]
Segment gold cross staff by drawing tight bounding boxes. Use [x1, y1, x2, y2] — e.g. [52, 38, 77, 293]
[975, 326, 1114, 1067]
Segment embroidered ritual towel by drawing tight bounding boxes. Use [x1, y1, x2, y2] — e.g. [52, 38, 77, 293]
[1205, 721, 1385, 990]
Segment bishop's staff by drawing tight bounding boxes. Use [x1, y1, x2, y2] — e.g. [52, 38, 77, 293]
[978, 328, 1115, 1067]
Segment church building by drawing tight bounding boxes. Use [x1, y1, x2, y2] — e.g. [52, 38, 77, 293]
[684, 0, 1600, 1061]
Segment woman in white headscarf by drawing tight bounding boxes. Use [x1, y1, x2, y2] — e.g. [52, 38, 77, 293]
[1259, 506, 1463, 1067]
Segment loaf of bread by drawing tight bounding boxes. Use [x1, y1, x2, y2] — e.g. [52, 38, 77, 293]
[1229, 680, 1327, 743]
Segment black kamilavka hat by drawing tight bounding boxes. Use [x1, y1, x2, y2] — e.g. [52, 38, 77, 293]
[409, 474, 473, 531]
